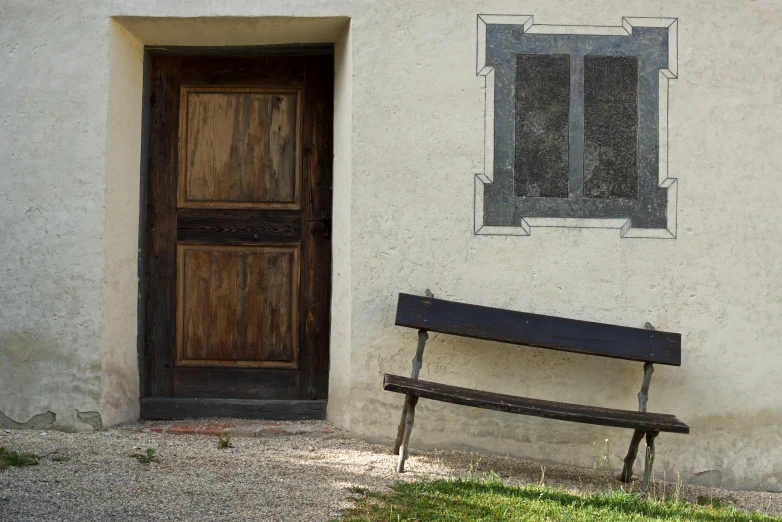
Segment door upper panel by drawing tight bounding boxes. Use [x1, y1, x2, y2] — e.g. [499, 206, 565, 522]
[178, 86, 301, 209]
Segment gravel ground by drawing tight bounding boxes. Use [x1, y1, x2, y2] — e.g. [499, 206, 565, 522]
[1, 428, 780, 521]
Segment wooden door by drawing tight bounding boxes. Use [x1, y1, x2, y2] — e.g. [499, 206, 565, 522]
[141, 52, 332, 418]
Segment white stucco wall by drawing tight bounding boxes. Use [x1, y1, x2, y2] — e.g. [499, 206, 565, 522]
[1, 0, 781, 490]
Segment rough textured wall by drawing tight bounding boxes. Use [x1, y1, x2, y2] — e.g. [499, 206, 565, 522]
[327, 25, 354, 427]
[0, 2, 108, 431]
[342, 0, 782, 491]
[1, 0, 781, 491]
[101, 22, 144, 427]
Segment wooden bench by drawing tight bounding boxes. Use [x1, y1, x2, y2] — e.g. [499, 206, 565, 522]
[384, 291, 689, 491]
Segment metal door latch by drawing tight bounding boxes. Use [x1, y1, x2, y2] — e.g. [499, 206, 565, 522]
[307, 213, 331, 238]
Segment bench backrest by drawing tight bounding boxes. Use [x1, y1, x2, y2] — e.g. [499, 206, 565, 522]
[395, 293, 681, 366]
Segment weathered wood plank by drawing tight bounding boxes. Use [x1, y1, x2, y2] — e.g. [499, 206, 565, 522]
[179, 87, 299, 207]
[269, 92, 298, 202]
[143, 55, 181, 396]
[299, 55, 334, 399]
[176, 245, 298, 368]
[140, 397, 326, 420]
[174, 367, 304, 399]
[178, 55, 307, 86]
[261, 250, 295, 362]
[209, 248, 240, 360]
[180, 246, 211, 360]
[383, 374, 690, 433]
[177, 209, 302, 245]
[395, 294, 681, 366]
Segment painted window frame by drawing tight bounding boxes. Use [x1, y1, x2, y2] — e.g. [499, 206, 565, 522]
[474, 16, 679, 238]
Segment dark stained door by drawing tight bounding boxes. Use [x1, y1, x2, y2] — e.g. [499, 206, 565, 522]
[142, 52, 332, 414]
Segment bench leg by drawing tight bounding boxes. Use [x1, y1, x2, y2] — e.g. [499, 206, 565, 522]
[641, 431, 659, 493]
[397, 395, 418, 473]
[393, 397, 410, 455]
[394, 327, 429, 455]
[620, 430, 645, 483]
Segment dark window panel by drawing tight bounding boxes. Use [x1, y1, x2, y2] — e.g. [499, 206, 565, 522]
[583, 56, 639, 200]
[514, 54, 570, 198]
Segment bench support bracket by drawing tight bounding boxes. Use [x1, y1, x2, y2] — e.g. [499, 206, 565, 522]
[620, 322, 658, 488]
[620, 429, 646, 483]
[641, 431, 659, 492]
[393, 328, 429, 456]
[397, 395, 419, 472]
[393, 290, 433, 471]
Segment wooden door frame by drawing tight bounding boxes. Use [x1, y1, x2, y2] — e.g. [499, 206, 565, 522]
[136, 44, 334, 420]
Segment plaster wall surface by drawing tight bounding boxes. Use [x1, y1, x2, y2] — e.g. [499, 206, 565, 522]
[1, 0, 781, 490]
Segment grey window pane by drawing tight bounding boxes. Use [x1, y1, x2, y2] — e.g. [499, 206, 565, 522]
[514, 54, 570, 198]
[583, 56, 638, 200]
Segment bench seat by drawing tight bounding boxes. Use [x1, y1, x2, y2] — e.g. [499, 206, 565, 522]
[387, 291, 688, 489]
[384, 374, 689, 434]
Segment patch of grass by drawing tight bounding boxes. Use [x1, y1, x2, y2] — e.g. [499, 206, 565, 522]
[0, 447, 39, 469]
[339, 478, 782, 521]
[130, 448, 157, 465]
[49, 455, 70, 462]
[593, 438, 615, 489]
[347, 486, 383, 499]
[217, 434, 234, 449]
[698, 495, 727, 509]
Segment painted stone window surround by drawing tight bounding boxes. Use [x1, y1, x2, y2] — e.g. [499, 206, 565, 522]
[474, 16, 679, 238]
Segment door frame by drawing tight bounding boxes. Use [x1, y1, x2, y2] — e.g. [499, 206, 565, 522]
[136, 44, 334, 420]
